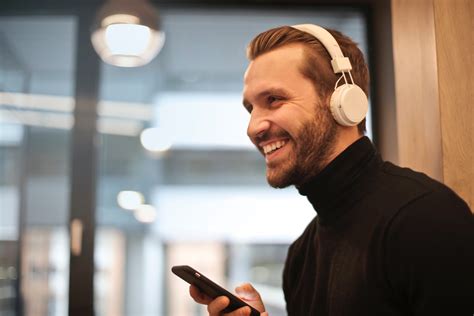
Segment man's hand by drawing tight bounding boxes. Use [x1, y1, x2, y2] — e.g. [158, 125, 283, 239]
[189, 282, 268, 316]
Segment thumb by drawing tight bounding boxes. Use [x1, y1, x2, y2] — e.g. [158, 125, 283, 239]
[235, 283, 260, 300]
[235, 283, 265, 312]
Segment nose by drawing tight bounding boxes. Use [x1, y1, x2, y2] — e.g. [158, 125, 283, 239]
[247, 110, 271, 142]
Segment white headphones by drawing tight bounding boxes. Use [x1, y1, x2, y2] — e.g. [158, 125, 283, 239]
[292, 24, 368, 127]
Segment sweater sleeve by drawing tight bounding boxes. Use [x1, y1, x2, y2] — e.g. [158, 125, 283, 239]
[384, 188, 474, 316]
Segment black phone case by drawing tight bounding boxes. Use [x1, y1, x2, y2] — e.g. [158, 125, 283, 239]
[171, 265, 260, 316]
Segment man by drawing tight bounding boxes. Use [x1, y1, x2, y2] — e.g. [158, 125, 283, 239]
[189, 25, 474, 315]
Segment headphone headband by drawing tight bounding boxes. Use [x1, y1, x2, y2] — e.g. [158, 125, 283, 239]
[291, 24, 368, 127]
[292, 24, 352, 74]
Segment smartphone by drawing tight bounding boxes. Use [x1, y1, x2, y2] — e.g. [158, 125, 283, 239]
[171, 265, 261, 316]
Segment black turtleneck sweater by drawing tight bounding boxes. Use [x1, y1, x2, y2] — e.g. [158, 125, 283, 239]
[282, 137, 474, 316]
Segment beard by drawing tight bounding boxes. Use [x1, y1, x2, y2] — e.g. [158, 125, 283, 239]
[266, 104, 338, 188]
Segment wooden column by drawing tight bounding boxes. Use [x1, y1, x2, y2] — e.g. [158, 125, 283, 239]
[391, 0, 443, 181]
[389, 0, 473, 209]
[433, 0, 473, 209]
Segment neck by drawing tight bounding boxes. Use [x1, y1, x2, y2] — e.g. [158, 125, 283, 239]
[297, 136, 381, 225]
[316, 127, 363, 180]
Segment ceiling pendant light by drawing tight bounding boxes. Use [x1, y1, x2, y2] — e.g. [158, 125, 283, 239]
[91, 0, 165, 67]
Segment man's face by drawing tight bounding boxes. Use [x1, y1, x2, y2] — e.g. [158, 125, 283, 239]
[242, 44, 338, 188]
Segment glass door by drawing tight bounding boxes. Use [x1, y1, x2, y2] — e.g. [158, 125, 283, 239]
[0, 16, 77, 316]
[0, 6, 369, 316]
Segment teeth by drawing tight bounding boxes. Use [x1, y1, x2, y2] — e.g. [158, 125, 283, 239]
[263, 140, 286, 155]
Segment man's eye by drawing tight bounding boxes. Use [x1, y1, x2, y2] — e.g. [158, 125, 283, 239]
[267, 96, 281, 104]
[245, 105, 253, 113]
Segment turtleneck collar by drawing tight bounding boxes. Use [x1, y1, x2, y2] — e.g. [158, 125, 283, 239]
[297, 136, 382, 225]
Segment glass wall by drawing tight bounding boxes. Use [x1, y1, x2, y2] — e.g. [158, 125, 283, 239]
[0, 16, 77, 316]
[94, 9, 368, 316]
[0, 6, 369, 316]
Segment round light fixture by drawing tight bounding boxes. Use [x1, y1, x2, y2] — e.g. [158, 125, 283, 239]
[91, 0, 165, 67]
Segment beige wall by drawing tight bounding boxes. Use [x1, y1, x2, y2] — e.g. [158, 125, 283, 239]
[384, 0, 473, 209]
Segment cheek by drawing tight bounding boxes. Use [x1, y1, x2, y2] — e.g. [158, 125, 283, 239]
[273, 108, 311, 134]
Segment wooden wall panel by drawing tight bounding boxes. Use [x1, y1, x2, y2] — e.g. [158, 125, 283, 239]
[433, 0, 473, 208]
[389, 0, 473, 209]
[391, 0, 443, 181]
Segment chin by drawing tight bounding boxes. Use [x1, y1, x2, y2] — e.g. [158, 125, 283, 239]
[266, 169, 294, 188]
[267, 179, 292, 189]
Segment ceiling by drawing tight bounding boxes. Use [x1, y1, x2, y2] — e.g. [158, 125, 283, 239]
[0, 0, 378, 13]
[0, 8, 367, 101]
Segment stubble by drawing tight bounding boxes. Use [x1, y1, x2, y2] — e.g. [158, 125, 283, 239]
[267, 104, 338, 188]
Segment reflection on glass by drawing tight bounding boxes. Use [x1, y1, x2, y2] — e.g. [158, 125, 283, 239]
[133, 204, 157, 223]
[94, 229, 125, 316]
[117, 190, 144, 210]
[140, 127, 173, 152]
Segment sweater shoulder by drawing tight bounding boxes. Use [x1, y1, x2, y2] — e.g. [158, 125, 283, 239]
[381, 162, 473, 239]
[374, 161, 469, 213]
[380, 165, 474, 312]
[362, 161, 472, 246]
[380, 161, 444, 196]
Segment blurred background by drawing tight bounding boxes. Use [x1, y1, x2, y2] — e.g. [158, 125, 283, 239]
[0, 4, 369, 315]
[1, 0, 471, 315]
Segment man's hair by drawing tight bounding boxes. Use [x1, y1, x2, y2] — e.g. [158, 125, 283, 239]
[247, 26, 369, 134]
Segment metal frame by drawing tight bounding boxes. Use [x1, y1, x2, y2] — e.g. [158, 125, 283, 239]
[67, 9, 101, 316]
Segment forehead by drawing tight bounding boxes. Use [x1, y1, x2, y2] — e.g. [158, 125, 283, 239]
[243, 44, 309, 99]
[244, 44, 306, 82]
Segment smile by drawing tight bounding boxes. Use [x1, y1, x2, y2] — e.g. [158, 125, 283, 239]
[263, 140, 287, 155]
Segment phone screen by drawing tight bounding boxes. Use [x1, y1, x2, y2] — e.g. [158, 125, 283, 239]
[171, 265, 261, 316]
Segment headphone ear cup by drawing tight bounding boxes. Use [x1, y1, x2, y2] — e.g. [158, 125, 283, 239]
[330, 84, 368, 126]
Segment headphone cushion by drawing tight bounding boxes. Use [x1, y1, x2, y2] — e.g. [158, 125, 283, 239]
[330, 84, 368, 126]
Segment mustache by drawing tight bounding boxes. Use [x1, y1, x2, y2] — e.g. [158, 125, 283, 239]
[254, 129, 291, 143]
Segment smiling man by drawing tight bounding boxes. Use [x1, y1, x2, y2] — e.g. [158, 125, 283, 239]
[189, 25, 474, 316]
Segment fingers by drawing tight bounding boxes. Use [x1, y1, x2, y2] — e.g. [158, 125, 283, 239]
[207, 296, 229, 316]
[226, 306, 252, 316]
[189, 283, 265, 316]
[205, 296, 256, 316]
[189, 285, 212, 304]
[189, 286, 234, 316]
